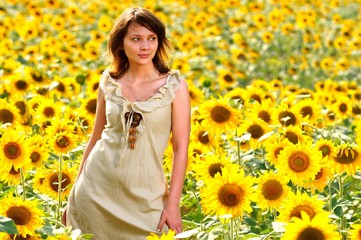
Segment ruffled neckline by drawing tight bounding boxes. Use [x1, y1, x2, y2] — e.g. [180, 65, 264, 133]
[103, 69, 180, 104]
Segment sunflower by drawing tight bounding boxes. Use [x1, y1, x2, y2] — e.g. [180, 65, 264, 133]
[293, 98, 322, 125]
[80, 92, 98, 117]
[302, 166, 334, 193]
[146, 230, 176, 240]
[349, 223, 361, 240]
[0, 128, 31, 172]
[192, 152, 239, 182]
[244, 99, 275, 124]
[32, 98, 63, 127]
[243, 85, 267, 106]
[255, 171, 291, 210]
[48, 76, 81, 100]
[5, 72, 31, 94]
[197, 96, 242, 135]
[32, 167, 48, 193]
[45, 118, 79, 154]
[187, 81, 205, 107]
[276, 141, 322, 186]
[200, 168, 256, 218]
[278, 191, 328, 222]
[237, 118, 270, 149]
[8, 94, 30, 125]
[314, 138, 337, 160]
[272, 103, 303, 127]
[265, 137, 293, 166]
[0, 99, 22, 126]
[278, 125, 308, 145]
[190, 121, 217, 149]
[37, 163, 77, 200]
[0, 196, 45, 238]
[0, 233, 43, 239]
[330, 95, 353, 120]
[29, 141, 49, 169]
[64, 108, 94, 136]
[281, 211, 340, 240]
[331, 143, 361, 174]
[223, 87, 248, 106]
[0, 165, 21, 186]
[217, 69, 238, 90]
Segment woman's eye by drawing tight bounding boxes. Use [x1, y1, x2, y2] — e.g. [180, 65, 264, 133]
[132, 38, 140, 41]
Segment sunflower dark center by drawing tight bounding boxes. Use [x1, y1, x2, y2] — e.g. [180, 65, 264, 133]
[301, 106, 313, 118]
[15, 101, 26, 115]
[31, 72, 43, 82]
[86, 99, 97, 114]
[56, 135, 70, 148]
[247, 124, 263, 139]
[288, 151, 310, 173]
[10, 166, 20, 175]
[314, 168, 323, 180]
[262, 179, 283, 200]
[274, 147, 284, 158]
[285, 131, 299, 144]
[208, 163, 223, 178]
[296, 227, 325, 240]
[192, 149, 202, 158]
[250, 94, 262, 103]
[198, 131, 210, 144]
[57, 83, 65, 92]
[218, 183, 243, 207]
[44, 107, 55, 118]
[278, 111, 296, 126]
[10, 233, 32, 239]
[6, 206, 31, 225]
[258, 110, 271, 123]
[30, 152, 41, 163]
[223, 74, 234, 83]
[210, 106, 231, 123]
[0, 109, 14, 124]
[15, 80, 28, 90]
[4, 142, 21, 159]
[319, 145, 331, 157]
[339, 103, 347, 113]
[49, 172, 71, 191]
[333, 148, 358, 164]
[290, 205, 315, 219]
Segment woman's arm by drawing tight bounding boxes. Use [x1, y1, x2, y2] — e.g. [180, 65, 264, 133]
[75, 87, 106, 181]
[62, 85, 106, 226]
[157, 78, 191, 234]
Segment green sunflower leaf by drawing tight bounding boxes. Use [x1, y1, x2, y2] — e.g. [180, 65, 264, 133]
[0, 216, 18, 234]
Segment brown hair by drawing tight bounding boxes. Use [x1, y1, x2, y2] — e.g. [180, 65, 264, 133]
[107, 7, 171, 79]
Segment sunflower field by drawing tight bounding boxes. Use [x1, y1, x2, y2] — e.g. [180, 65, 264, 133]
[1, 0, 361, 239]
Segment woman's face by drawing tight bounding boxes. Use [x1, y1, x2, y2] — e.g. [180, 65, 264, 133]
[123, 23, 158, 67]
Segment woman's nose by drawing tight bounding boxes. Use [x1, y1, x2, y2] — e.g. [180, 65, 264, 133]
[140, 40, 149, 50]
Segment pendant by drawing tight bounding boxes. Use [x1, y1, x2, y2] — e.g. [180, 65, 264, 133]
[125, 112, 143, 149]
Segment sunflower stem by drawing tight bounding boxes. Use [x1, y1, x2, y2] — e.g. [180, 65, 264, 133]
[328, 175, 334, 213]
[230, 218, 234, 240]
[20, 167, 26, 201]
[57, 154, 63, 222]
[338, 174, 346, 240]
[235, 129, 242, 167]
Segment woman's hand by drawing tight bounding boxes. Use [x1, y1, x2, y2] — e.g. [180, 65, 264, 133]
[61, 208, 67, 226]
[156, 205, 182, 234]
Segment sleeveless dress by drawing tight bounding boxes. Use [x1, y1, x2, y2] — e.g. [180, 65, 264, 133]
[66, 69, 181, 239]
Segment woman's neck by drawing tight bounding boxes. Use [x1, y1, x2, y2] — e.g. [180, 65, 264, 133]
[127, 64, 156, 82]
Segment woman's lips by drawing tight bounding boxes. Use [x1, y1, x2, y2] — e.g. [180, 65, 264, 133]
[138, 54, 149, 58]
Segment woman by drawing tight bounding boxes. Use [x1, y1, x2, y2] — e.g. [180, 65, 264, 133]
[62, 7, 190, 239]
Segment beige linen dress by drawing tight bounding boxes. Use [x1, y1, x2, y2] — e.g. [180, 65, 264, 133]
[66, 69, 181, 239]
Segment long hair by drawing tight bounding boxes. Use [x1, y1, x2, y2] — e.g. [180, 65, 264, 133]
[107, 7, 171, 79]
